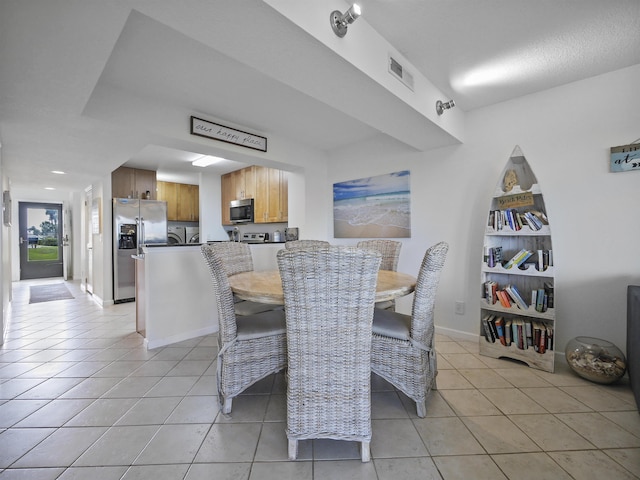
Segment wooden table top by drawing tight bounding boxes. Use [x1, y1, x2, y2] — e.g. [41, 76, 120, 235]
[228, 270, 417, 305]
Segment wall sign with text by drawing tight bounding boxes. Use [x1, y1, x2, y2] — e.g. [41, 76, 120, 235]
[610, 143, 640, 173]
[190, 116, 267, 152]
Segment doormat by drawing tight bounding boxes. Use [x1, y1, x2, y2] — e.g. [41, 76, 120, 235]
[29, 283, 75, 304]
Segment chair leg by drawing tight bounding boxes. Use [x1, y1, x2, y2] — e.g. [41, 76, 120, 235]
[222, 397, 233, 414]
[416, 400, 426, 418]
[288, 439, 298, 460]
[360, 441, 371, 462]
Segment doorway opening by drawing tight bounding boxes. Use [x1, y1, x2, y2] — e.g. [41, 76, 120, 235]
[18, 202, 64, 279]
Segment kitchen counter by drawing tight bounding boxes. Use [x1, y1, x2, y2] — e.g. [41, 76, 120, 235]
[135, 245, 218, 349]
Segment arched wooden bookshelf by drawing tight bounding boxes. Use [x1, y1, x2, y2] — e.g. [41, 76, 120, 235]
[480, 146, 555, 373]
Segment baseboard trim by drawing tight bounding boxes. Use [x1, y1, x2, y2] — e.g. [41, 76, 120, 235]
[145, 325, 218, 350]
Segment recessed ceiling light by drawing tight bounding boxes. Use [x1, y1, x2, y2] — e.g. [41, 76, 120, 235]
[51, 170, 66, 175]
[44, 187, 55, 190]
[192, 155, 225, 167]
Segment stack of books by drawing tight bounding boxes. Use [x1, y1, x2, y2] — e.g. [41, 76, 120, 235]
[481, 314, 554, 353]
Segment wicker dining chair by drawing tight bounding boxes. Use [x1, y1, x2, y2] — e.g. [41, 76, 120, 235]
[284, 239, 330, 249]
[205, 242, 278, 316]
[278, 246, 381, 462]
[371, 241, 449, 418]
[357, 240, 402, 310]
[201, 244, 287, 414]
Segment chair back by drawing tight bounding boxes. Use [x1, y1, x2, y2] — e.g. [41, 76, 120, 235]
[206, 241, 254, 276]
[410, 241, 449, 347]
[277, 246, 381, 438]
[357, 240, 402, 271]
[284, 239, 330, 250]
[201, 244, 238, 344]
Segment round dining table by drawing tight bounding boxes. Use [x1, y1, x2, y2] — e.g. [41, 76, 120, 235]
[228, 270, 417, 305]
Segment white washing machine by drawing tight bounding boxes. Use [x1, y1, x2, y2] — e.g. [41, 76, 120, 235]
[186, 226, 200, 244]
[167, 226, 186, 245]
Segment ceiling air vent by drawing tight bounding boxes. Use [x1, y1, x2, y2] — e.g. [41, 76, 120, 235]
[388, 55, 414, 91]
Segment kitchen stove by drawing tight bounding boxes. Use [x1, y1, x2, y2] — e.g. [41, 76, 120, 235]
[242, 232, 269, 243]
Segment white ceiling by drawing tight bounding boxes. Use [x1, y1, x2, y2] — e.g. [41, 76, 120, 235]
[1, 0, 639, 191]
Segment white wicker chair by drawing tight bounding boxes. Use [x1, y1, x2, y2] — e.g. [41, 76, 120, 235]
[201, 244, 287, 414]
[206, 242, 278, 316]
[284, 239, 330, 249]
[357, 240, 402, 310]
[371, 241, 449, 418]
[278, 246, 381, 462]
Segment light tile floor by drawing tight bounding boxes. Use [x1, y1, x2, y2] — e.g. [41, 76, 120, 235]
[1, 279, 639, 479]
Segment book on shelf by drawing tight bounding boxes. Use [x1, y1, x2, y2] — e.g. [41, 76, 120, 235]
[481, 314, 495, 343]
[503, 248, 533, 269]
[488, 209, 548, 232]
[494, 317, 506, 346]
[531, 321, 554, 354]
[485, 246, 505, 266]
[505, 284, 529, 310]
[484, 281, 498, 304]
[506, 209, 518, 231]
[529, 210, 549, 225]
[525, 319, 533, 348]
[535, 288, 548, 312]
[544, 282, 554, 308]
[533, 321, 544, 353]
[496, 290, 512, 308]
[523, 211, 542, 230]
[504, 319, 512, 346]
[515, 319, 525, 350]
[539, 322, 547, 353]
[536, 249, 553, 271]
[488, 316, 499, 341]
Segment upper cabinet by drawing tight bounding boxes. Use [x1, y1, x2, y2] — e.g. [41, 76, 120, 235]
[221, 165, 288, 225]
[157, 181, 199, 222]
[112, 167, 157, 200]
[254, 166, 288, 223]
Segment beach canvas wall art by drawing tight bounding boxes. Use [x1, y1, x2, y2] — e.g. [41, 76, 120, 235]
[333, 171, 411, 238]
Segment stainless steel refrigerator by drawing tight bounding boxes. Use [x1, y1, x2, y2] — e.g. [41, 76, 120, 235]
[113, 198, 167, 303]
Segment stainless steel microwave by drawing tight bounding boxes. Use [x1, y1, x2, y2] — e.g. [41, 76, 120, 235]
[230, 198, 254, 224]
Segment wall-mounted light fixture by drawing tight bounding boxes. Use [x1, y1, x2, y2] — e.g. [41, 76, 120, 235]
[436, 99, 456, 116]
[330, 3, 361, 37]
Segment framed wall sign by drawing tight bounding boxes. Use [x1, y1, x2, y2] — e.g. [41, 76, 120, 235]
[190, 116, 267, 152]
[610, 142, 640, 173]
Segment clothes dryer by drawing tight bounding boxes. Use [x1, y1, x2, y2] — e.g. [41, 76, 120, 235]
[186, 226, 200, 244]
[167, 226, 186, 244]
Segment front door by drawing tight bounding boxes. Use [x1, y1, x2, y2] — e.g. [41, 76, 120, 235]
[19, 202, 64, 279]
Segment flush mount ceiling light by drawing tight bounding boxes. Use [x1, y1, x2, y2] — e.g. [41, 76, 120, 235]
[330, 3, 361, 37]
[436, 99, 456, 116]
[51, 170, 66, 175]
[192, 155, 225, 167]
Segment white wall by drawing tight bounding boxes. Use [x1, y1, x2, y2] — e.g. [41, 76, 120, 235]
[326, 64, 640, 354]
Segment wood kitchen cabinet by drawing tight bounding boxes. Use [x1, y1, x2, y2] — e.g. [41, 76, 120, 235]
[156, 181, 178, 220]
[157, 181, 199, 221]
[112, 167, 157, 199]
[221, 165, 287, 225]
[254, 166, 288, 223]
[177, 183, 199, 222]
[221, 166, 256, 225]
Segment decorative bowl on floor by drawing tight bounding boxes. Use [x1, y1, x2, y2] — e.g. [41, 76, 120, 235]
[565, 336, 626, 384]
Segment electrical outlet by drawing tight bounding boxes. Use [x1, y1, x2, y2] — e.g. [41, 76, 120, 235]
[455, 301, 465, 315]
